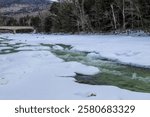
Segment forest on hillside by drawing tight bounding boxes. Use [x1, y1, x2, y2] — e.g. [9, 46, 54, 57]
[0, 0, 150, 33]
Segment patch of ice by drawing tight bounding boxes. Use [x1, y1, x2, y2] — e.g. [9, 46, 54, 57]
[52, 45, 64, 50]
[0, 47, 12, 50]
[15, 46, 50, 51]
[0, 44, 8, 46]
[66, 61, 100, 76]
[87, 52, 101, 59]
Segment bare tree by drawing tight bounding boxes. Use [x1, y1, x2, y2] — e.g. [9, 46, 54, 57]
[122, 0, 126, 30]
[71, 0, 93, 32]
[110, 4, 117, 30]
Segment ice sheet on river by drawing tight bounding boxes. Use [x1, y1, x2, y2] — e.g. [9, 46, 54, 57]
[0, 34, 150, 99]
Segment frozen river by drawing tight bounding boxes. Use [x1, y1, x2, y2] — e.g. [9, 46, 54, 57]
[0, 34, 150, 99]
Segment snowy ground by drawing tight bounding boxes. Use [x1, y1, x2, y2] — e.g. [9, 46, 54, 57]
[0, 33, 150, 100]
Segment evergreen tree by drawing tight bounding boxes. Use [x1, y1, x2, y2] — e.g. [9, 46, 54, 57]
[30, 16, 41, 31]
[6, 17, 18, 26]
[44, 16, 52, 32]
[50, 0, 77, 33]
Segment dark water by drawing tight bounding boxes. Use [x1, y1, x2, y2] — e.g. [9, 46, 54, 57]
[51, 47, 150, 93]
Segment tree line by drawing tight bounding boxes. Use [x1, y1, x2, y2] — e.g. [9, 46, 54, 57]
[1, 0, 150, 33]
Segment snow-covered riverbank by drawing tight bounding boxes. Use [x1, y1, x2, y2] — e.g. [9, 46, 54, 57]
[0, 34, 150, 99]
